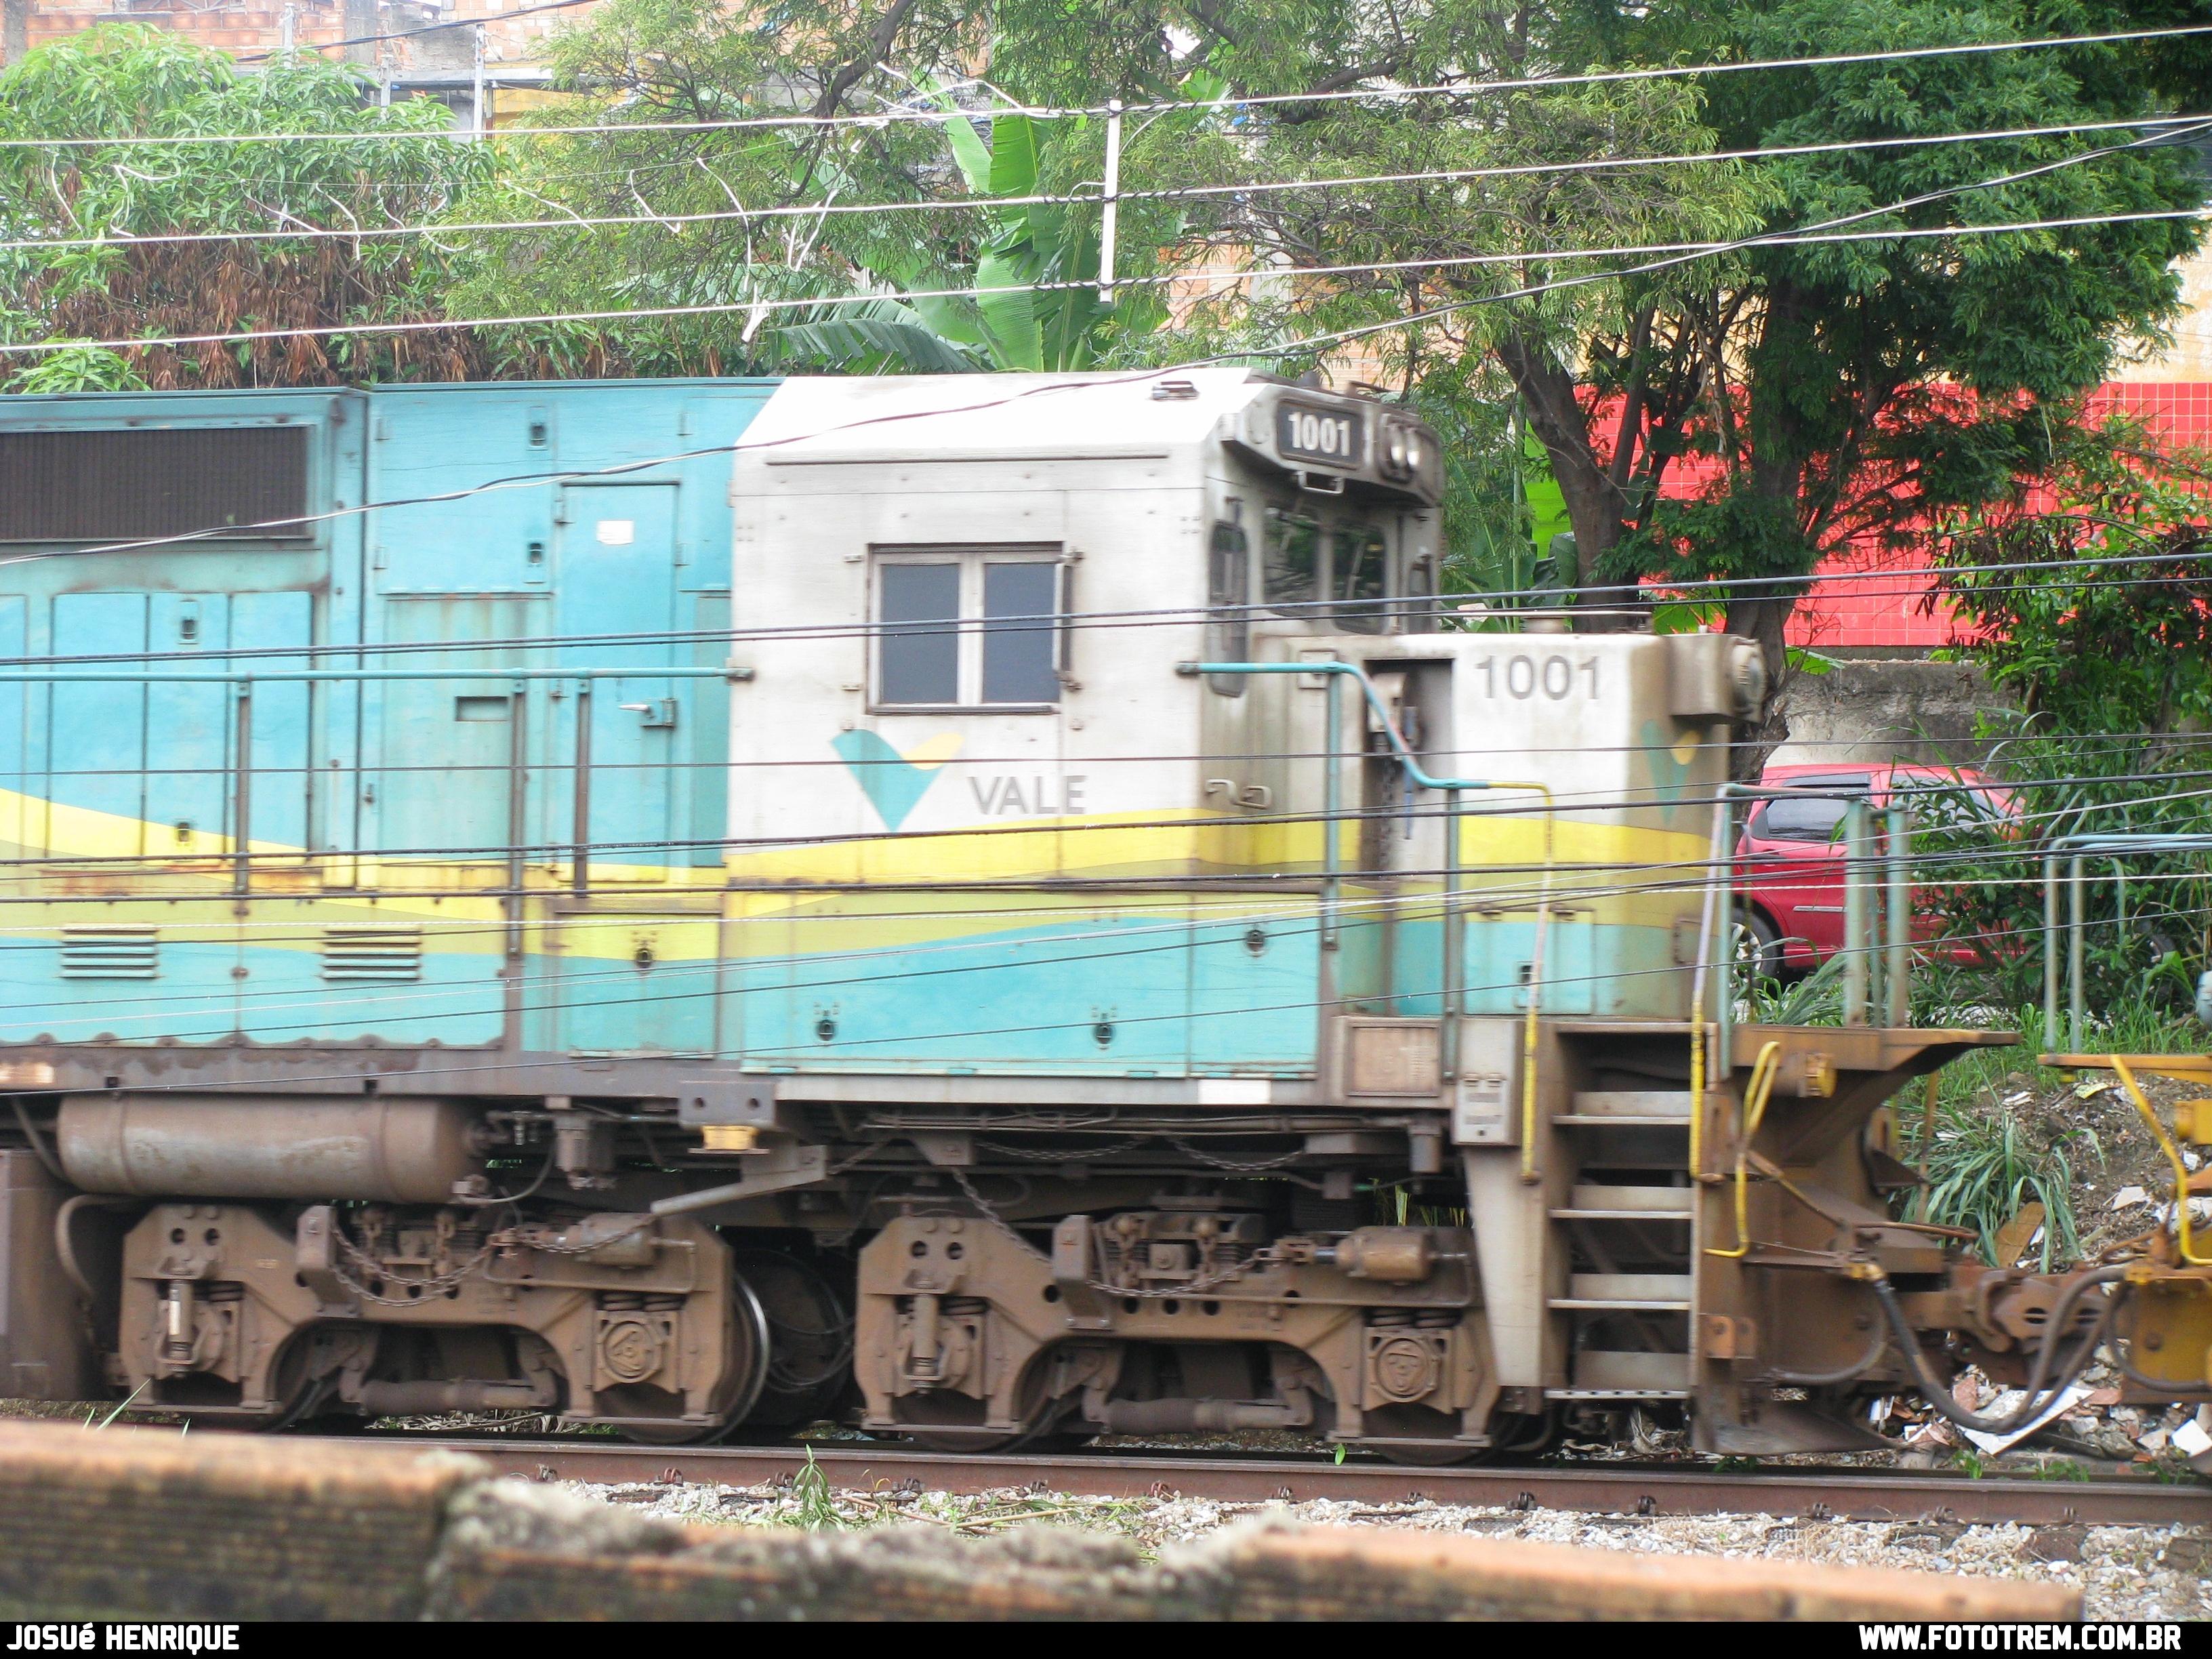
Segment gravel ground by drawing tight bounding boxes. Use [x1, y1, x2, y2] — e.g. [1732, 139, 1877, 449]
[562, 1475, 2212, 1622]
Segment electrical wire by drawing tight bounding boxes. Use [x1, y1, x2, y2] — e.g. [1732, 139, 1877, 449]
[5, 21, 2205, 148]
[8, 199, 2205, 359]
[237, 0, 610, 63]
[13, 111, 2203, 257]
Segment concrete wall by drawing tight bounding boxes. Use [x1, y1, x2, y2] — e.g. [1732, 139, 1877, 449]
[1770, 656, 2015, 770]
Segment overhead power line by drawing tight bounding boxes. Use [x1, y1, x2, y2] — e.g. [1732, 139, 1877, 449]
[3, 22, 2208, 150]
[8, 112, 2202, 258]
[237, 0, 606, 64]
[5, 114, 2198, 364]
[4, 204, 2203, 359]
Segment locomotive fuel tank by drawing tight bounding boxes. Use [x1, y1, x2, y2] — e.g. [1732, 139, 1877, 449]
[58, 1096, 487, 1204]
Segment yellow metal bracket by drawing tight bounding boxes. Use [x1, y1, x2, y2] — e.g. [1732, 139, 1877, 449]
[2045, 1053, 2212, 1268]
[1706, 1040, 1783, 1261]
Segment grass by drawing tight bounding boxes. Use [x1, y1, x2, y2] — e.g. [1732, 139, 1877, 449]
[764, 1448, 1154, 1540]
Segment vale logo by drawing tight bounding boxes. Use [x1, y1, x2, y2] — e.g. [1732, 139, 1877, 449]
[833, 729, 964, 831]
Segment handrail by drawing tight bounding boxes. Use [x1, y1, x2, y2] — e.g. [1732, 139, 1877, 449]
[0, 665, 741, 683]
[1721, 781, 1910, 1031]
[1181, 658, 1557, 1181]
[1705, 1039, 1784, 1261]
[2041, 835, 2212, 1047]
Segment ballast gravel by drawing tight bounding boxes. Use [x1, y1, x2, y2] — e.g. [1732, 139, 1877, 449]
[562, 1476, 2212, 1622]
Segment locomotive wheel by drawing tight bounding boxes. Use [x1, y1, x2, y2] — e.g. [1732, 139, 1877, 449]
[1370, 1438, 1492, 1467]
[729, 1247, 855, 1429]
[889, 1366, 1063, 1454]
[618, 1269, 772, 1446]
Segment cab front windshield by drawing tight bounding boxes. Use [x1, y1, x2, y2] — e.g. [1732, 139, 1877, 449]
[1258, 508, 1407, 633]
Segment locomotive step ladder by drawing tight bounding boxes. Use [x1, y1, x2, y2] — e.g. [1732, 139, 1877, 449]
[1546, 1088, 1697, 1403]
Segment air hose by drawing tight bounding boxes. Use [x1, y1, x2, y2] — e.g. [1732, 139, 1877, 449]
[1870, 1267, 2125, 1437]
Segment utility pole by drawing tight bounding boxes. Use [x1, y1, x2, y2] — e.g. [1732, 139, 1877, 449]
[471, 24, 487, 140]
[1097, 100, 1122, 304]
[279, 3, 296, 52]
[3, 0, 30, 67]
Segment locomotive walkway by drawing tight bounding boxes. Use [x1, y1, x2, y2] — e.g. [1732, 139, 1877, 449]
[386, 1434, 2212, 1528]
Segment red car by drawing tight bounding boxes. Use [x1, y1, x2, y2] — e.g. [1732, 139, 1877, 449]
[1733, 762, 2012, 978]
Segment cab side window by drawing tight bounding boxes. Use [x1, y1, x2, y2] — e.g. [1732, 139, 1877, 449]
[874, 546, 1063, 710]
[1206, 518, 1250, 695]
[878, 562, 961, 704]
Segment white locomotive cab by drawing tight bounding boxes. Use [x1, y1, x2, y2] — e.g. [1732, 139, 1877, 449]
[726, 371, 1434, 869]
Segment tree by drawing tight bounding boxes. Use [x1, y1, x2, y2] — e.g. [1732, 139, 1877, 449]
[436, 0, 1225, 377]
[1588, 1, 2211, 717]
[764, 110, 1174, 373]
[970, 2, 2210, 747]
[1931, 413, 2212, 733]
[0, 26, 491, 390]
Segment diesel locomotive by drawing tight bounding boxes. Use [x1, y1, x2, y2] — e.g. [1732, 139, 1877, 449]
[0, 369, 2204, 1460]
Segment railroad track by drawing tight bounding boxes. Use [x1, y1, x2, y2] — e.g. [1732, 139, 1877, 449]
[374, 1435, 2212, 1528]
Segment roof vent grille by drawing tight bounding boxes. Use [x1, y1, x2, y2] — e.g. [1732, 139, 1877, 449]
[321, 927, 423, 983]
[60, 926, 159, 980]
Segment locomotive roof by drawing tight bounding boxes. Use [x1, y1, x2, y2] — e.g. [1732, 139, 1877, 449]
[736, 369, 1280, 467]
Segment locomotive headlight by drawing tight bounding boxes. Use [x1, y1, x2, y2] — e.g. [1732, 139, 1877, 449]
[1386, 427, 1410, 474]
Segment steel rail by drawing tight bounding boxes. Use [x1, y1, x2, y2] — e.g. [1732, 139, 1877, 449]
[367, 1436, 2212, 1527]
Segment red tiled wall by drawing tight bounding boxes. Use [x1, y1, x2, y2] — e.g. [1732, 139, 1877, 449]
[1786, 381, 2212, 650]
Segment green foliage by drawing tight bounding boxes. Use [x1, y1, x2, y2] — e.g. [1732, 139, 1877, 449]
[0, 26, 490, 387]
[439, 0, 1233, 378]
[781, 1446, 842, 1531]
[1910, 731, 2212, 1016]
[3, 343, 146, 394]
[766, 109, 1172, 373]
[1740, 947, 1847, 1025]
[1917, 1091, 2100, 1269]
[1562, 0, 2206, 685]
[1932, 418, 2212, 733]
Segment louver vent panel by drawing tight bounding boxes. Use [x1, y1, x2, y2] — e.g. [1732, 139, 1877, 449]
[0, 426, 311, 543]
[60, 926, 159, 980]
[321, 928, 423, 983]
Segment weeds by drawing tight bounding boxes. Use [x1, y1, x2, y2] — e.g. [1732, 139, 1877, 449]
[1737, 951, 1846, 1025]
[2032, 1459, 2091, 1482]
[84, 1382, 146, 1431]
[783, 1446, 842, 1532]
[1917, 1092, 2101, 1270]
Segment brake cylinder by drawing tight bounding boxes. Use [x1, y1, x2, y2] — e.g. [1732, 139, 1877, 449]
[58, 1094, 485, 1203]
